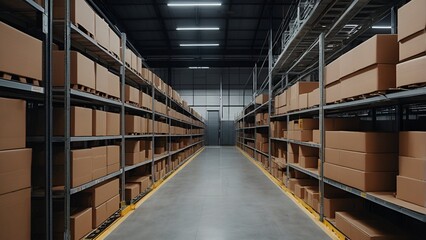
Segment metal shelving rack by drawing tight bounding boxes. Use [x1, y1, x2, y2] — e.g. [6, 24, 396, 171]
[0, 1, 205, 239]
[235, 0, 426, 233]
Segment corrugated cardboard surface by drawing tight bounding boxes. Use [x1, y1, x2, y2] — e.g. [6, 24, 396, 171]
[399, 30, 426, 61]
[106, 112, 120, 136]
[71, 148, 92, 187]
[325, 131, 397, 153]
[92, 110, 106, 136]
[396, 175, 426, 207]
[0, 148, 31, 195]
[95, 63, 109, 94]
[107, 71, 120, 98]
[397, 0, 426, 42]
[396, 55, 426, 88]
[308, 88, 319, 107]
[125, 115, 141, 134]
[125, 152, 140, 165]
[125, 85, 140, 104]
[325, 81, 341, 104]
[92, 146, 107, 180]
[0, 21, 42, 80]
[86, 178, 119, 207]
[70, 208, 92, 240]
[325, 58, 340, 86]
[106, 145, 120, 165]
[95, 14, 109, 49]
[299, 156, 318, 168]
[323, 197, 363, 219]
[399, 131, 426, 158]
[109, 28, 120, 59]
[54, 0, 95, 35]
[399, 156, 426, 180]
[53, 51, 96, 89]
[0, 188, 31, 240]
[0, 97, 26, 150]
[125, 183, 140, 202]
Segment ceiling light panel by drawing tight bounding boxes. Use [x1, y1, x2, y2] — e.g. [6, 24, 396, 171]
[180, 43, 219, 47]
[168, 2, 222, 7]
[176, 27, 220, 31]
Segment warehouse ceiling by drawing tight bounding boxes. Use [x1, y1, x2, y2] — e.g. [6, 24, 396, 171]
[93, 0, 296, 68]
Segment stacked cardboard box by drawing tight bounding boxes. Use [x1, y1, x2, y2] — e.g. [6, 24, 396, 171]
[126, 175, 152, 202]
[106, 146, 120, 174]
[274, 90, 287, 115]
[0, 21, 42, 81]
[325, 131, 398, 192]
[0, 98, 31, 240]
[255, 93, 268, 104]
[287, 118, 318, 142]
[396, 132, 426, 207]
[299, 145, 318, 169]
[125, 85, 139, 105]
[140, 92, 152, 110]
[125, 140, 144, 166]
[288, 82, 319, 111]
[396, 0, 426, 88]
[53, 51, 95, 90]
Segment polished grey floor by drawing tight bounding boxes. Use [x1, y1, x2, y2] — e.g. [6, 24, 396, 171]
[106, 146, 331, 240]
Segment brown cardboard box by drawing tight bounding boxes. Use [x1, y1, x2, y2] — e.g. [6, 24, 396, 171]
[325, 58, 340, 86]
[399, 156, 426, 180]
[397, 0, 426, 42]
[255, 94, 269, 104]
[92, 146, 107, 180]
[0, 98, 26, 150]
[109, 28, 120, 59]
[325, 81, 341, 104]
[140, 117, 148, 133]
[125, 48, 131, 67]
[305, 186, 319, 207]
[92, 194, 119, 228]
[131, 51, 138, 71]
[127, 176, 150, 193]
[95, 63, 109, 94]
[325, 148, 398, 172]
[294, 184, 306, 199]
[70, 208, 92, 240]
[92, 110, 106, 136]
[299, 145, 318, 157]
[312, 130, 320, 144]
[0, 148, 31, 195]
[396, 55, 426, 88]
[396, 175, 426, 207]
[125, 183, 140, 202]
[298, 93, 308, 109]
[107, 146, 120, 166]
[107, 71, 120, 99]
[324, 163, 396, 192]
[0, 188, 31, 240]
[399, 31, 426, 61]
[399, 131, 426, 158]
[336, 212, 408, 240]
[107, 163, 119, 174]
[307, 88, 319, 107]
[125, 115, 141, 134]
[53, 51, 95, 89]
[95, 14, 109, 49]
[54, 106, 93, 137]
[125, 85, 139, 104]
[53, 0, 95, 36]
[323, 197, 363, 219]
[299, 156, 318, 168]
[299, 119, 318, 130]
[126, 141, 140, 153]
[340, 64, 396, 99]
[288, 130, 313, 142]
[106, 112, 120, 136]
[325, 131, 397, 153]
[84, 178, 119, 207]
[71, 149, 93, 187]
[125, 152, 140, 165]
[0, 21, 42, 80]
[339, 35, 398, 79]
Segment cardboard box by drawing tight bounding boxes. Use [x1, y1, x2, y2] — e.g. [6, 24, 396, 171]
[299, 119, 318, 130]
[335, 212, 407, 240]
[0, 188, 31, 240]
[125, 115, 141, 134]
[299, 156, 318, 168]
[399, 31, 426, 61]
[131, 51, 137, 71]
[54, 106, 93, 137]
[92, 194, 119, 228]
[0, 21, 42, 80]
[0, 98, 26, 150]
[307, 88, 319, 107]
[312, 130, 320, 144]
[53, 51, 96, 89]
[125, 152, 140, 165]
[109, 28, 120, 59]
[92, 110, 106, 136]
[71, 149, 93, 187]
[399, 131, 426, 158]
[95, 14, 109, 49]
[107, 71, 120, 99]
[399, 156, 426, 180]
[106, 112, 120, 136]
[95, 63, 109, 94]
[323, 197, 363, 219]
[324, 163, 396, 192]
[255, 94, 269, 104]
[84, 178, 119, 207]
[325, 58, 340, 86]
[325, 81, 341, 104]
[125, 183, 140, 202]
[106, 146, 120, 166]
[396, 55, 426, 88]
[298, 93, 308, 109]
[53, 0, 95, 36]
[305, 186, 319, 207]
[288, 130, 313, 142]
[325, 148, 397, 172]
[339, 34, 398, 79]
[340, 64, 396, 99]
[70, 208, 92, 240]
[92, 146, 107, 180]
[396, 175, 426, 207]
[294, 184, 306, 199]
[0, 148, 31, 195]
[125, 47, 131, 67]
[325, 131, 397, 153]
[125, 85, 139, 104]
[397, 0, 426, 42]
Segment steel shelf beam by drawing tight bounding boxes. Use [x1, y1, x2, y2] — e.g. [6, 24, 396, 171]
[270, 107, 319, 119]
[0, 78, 44, 95]
[289, 164, 320, 180]
[271, 138, 320, 148]
[69, 170, 123, 194]
[52, 88, 122, 106]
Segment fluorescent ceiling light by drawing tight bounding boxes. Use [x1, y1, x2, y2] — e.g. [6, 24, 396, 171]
[176, 27, 220, 31]
[180, 43, 219, 47]
[168, 2, 221, 7]
[189, 67, 210, 69]
[372, 26, 392, 29]
[344, 24, 358, 28]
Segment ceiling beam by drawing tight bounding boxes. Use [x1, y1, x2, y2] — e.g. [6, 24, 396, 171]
[120, 16, 285, 21]
[141, 48, 263, 56]
[151, 0, 171, 50]
[146, 59, 259, 68]
[107, 1, 294, 6]
[251, 0, 268, 50]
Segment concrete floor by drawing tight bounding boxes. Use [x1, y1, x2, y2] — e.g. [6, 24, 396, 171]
[106, 146, 331, 240]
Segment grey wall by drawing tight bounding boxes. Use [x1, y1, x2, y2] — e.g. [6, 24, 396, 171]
[154, 67, 264, 145]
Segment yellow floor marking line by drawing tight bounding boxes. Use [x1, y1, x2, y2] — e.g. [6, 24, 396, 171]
[237, 147, 342, 240]
[95, 147, 205, 240]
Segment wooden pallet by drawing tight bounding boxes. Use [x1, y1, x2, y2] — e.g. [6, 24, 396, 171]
[108, 96, 121, 102]
[75, 23, 94, 39]
[396, 82, 426, 90]
[109, 51, 120, 60]
[95, 91, 108, 98]
[125, 101, 139, 107]
[341, 90, 390, 102]
[72, 84, 95, 94]
[1, 71, 42, 86]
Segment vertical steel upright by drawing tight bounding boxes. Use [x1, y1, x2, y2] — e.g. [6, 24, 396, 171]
[120, 34, 127, 206]
[253, 64, 257, 101]
[318, 32, 325, 221]
[151, 84, 156, 181]
[63, 0, 72, 238]
[267, 28, 273, 171]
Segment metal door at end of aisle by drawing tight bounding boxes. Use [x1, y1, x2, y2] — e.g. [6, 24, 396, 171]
[207, 110, 220, 146]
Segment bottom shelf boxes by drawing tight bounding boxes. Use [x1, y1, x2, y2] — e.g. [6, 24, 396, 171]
[0, 188, 31, 240]
[70, 208, 92, 240]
